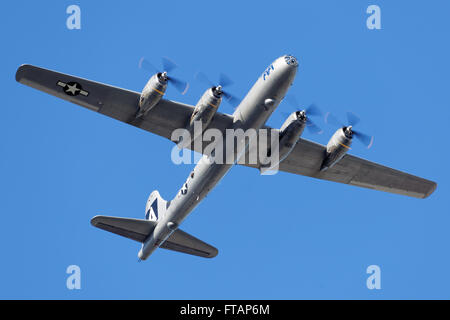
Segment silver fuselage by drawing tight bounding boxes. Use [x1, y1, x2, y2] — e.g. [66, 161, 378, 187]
[139, 56, 298, 259]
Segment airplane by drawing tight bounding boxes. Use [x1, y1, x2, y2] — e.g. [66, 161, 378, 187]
[15, 55, 437, 260]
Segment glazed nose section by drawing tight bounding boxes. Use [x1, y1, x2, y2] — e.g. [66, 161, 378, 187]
[284, 55, 299, 68]
[274, 54, 298, 78]
[277, 54, 298, 81]
[264, 55, 298, 85]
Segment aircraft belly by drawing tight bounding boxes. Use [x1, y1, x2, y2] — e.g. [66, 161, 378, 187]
[170, 161, 233, 225]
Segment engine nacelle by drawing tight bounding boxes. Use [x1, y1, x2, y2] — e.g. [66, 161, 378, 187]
[321, 127, 353, 171]
[278, 111, 307, 160]
[260, 111, 306, 171]
[137, 73, 168, 117]
[180, 87, 221, 148]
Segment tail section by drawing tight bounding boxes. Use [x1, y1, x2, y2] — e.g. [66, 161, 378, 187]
[91, 190, 218, 259]
[91, 216, 157, 242]
[91, 215, 218, 259]
[160, 229, 218, 258]
[145, 190, 169, 221]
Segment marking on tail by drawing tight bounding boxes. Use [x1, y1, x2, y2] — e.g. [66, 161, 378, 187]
[151, 198, 159, 220]
[145, 191, 168, 221]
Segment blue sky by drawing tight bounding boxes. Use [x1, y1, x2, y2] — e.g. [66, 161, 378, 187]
[1, 0, 449, 299]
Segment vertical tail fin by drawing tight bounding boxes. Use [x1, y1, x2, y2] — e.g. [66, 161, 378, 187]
[145, 190, 169, 222]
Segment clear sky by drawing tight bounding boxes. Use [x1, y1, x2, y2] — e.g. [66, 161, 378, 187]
[1, 0, 449, 299]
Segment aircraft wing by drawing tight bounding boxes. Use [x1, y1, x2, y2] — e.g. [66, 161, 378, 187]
[16, 65, 436, 199]
[277, 137, 437, 199]
[15, 64, 234, 141]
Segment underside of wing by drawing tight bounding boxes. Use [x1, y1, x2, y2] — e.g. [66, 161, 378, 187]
[16, 65, 436, 199]
[278, 138, 437, 199]
[15, 64, 233, 142]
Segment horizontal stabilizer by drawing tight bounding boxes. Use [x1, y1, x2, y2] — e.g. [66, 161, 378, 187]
[161, 229, 218, 258]
[91, 215, 218, 258]
[91, 216, 157, 242]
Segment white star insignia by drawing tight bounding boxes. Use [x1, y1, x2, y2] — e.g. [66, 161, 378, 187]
[57, 81, 89, 97]
[65, 83, 80, 95]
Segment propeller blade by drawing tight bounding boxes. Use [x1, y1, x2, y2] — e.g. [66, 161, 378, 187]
[195, 72, 215, 88]
[168, 76, 189, 95]
[138, 57, 158, 73]
[219, 73, 234, 88]
[353, 130, 374, 149]
[139, 56, 189, 95]
[195, 71, 239, 107]
[324, 112, 344, 127]
[285, 95, 301, 108]
[161, 57, 177, 73]
[306, 118, 323, 134]
[284, 96, 322, 118]
[306, 103, 322, 117]
[346, 111, 361, 127]
[222, 91, 241, 107]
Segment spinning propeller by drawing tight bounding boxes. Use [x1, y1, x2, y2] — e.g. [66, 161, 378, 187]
[139, 57, 189, 95]
[325, 111, 374, 149]
[194, 72, 241, 107]
[283, 95, 324, 134]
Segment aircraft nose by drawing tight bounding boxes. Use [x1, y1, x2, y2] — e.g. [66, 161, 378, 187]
[283, 55, 298, 68]
[276, 54, 298, 82]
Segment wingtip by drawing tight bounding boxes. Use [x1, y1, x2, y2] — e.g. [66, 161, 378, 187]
[15, 64, 32, 83]
[422, 182, 437, 199]
[208, 248, 219, 259]
[90, 215, 102, 226]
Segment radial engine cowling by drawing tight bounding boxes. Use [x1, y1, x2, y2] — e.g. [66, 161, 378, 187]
[278, 111, 307, 160]
[321, 127, 353, 171]
[137, 73, 168, 117]
[180, 87, 222, 148]
[260, 111, 306, 172]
